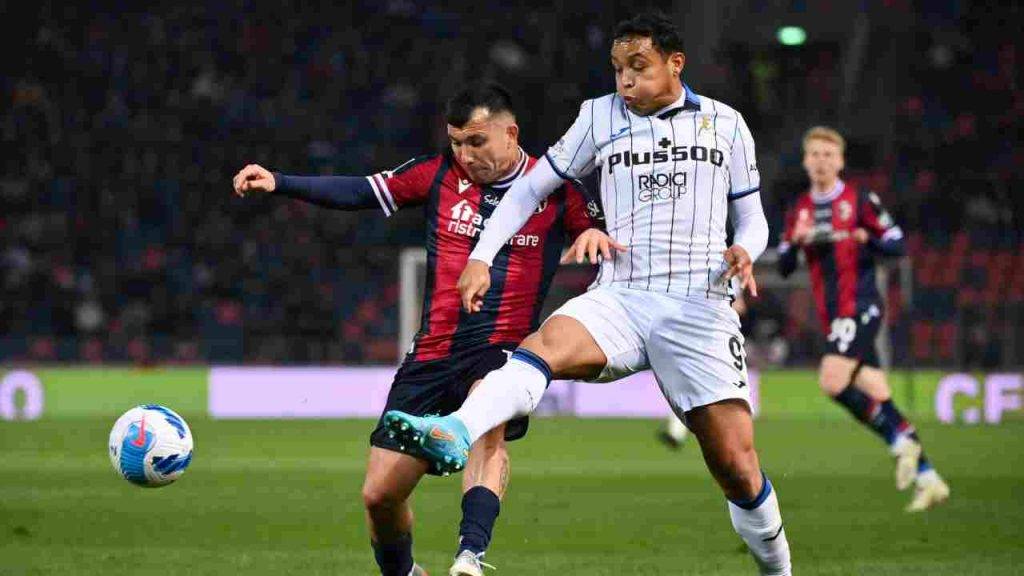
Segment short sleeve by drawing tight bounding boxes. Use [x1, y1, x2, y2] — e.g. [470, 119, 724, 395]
[368, 156, 439, 216]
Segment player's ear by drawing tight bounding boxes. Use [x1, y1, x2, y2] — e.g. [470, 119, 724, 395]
[670, 52, 685, 77]
[506, 122, 519, 147]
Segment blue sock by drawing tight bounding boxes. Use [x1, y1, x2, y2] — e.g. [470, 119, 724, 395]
[458, 486, 501, 555]
[371, 533, 413, 576]
[729, 471, 773, 510]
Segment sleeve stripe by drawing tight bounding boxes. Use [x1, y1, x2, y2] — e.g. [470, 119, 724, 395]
[543, 152, 574, 181]
[728, 186, 760, 201]
[366, 175, 394, 217]
[375, 173, 398, 213]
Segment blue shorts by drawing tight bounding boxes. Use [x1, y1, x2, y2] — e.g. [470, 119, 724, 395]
[825, 305, 882, 369]
[370, 344, 529, 460]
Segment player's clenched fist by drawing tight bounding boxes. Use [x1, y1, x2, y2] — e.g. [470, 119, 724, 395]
[458, 259, 491, 313]
[232, 164, 276, 197]
[560, 228, 627, 265]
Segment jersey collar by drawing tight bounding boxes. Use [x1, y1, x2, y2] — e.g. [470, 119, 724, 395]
[490, 147, 529, 190]
[811, 179, 845, 204]
[654, 84, 702, 119]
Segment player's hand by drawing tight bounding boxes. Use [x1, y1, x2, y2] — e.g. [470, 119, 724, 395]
[720, 245, 759, 298]
[852, 228, 870, 244]
[232, 164, 276, 197]
[458, 259, 491, 313]
[791, 216, 814, 245]
[560, 228, 627, 265]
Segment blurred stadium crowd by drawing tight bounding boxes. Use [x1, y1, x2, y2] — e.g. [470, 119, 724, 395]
[2, 1, 1021, 367]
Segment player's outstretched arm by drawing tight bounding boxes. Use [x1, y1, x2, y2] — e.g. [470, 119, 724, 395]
[232, 163, 390, 212]
[458, 157, 564, 312]
[722, 192, 769, 297]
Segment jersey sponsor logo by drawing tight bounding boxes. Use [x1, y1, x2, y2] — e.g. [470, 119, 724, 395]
[637, 171, 688, 202]
[447, 199, 540, 246]
[607, 145, 724, 174]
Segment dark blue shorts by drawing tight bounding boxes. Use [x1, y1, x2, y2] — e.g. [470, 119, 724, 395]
[370, 344, 529, 455]
[825, 307, 882, 369]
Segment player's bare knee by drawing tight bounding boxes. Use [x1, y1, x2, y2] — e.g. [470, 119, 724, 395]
[716, 445, 761, 496]
[362, 481, 403, 513]
[520, 328, 557, 359]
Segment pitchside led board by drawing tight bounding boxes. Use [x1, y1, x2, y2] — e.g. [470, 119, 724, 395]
[1, 368, 1022, 424]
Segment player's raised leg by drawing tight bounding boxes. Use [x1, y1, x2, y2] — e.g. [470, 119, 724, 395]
[362, 448, 430, 576]
[385, 314, 608, 474]
[449, 420, 509, 576]
[687, 401, 792, 576]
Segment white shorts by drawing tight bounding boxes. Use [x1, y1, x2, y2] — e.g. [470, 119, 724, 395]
[547, 286, 751, 415]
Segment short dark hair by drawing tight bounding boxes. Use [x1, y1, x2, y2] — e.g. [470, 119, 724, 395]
[444, 82, 516, 127]
[613, 12, 684, 56]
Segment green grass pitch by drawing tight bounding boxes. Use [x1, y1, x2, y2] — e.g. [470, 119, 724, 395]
[2, 415, 1022, 575]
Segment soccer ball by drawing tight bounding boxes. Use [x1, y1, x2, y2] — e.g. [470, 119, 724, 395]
[108, 404, 194, 487]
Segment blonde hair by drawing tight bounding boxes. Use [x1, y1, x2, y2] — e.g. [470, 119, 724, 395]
[802, 126, 846, 153]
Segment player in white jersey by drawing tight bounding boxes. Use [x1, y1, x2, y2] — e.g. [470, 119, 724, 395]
[384, 12, 791, 575]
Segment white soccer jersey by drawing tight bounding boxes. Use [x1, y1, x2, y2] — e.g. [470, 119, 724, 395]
[545, 86, 760, 298]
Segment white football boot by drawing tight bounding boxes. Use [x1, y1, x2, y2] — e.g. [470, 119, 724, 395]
[449, 550, 495, 576]
[890, 434, 923, 491]
[906, 469, 951, 512]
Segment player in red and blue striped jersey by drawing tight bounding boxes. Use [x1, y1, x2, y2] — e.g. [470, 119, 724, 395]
[232, 82, 610, 576]
[778, 126, 949, 513]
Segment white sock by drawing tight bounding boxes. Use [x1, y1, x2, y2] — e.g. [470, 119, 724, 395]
[453, 352, 550, 443]
[728, 476, 792, 576]
[916, 468, 940, 487]
[666, 414, 688, 441]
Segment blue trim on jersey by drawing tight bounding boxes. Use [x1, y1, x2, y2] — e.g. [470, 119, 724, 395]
[511, 349, 552, 383]
[728, 186, 760, 201]
[683, 83, 702, 110]
[543, 152, 574, 181]
[729, 471, 773, 510]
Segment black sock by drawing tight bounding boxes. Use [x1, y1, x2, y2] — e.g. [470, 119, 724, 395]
[832, 385, 909, 445]
[458, 486, 501, 555]
[372, 532, 414, 576]
[907, 430, 933, 472]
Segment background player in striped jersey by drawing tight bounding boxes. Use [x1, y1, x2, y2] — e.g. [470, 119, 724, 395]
[384, 13, 792, 575]
[778, 126, 950, 512]
[232, 82, 610, 576]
